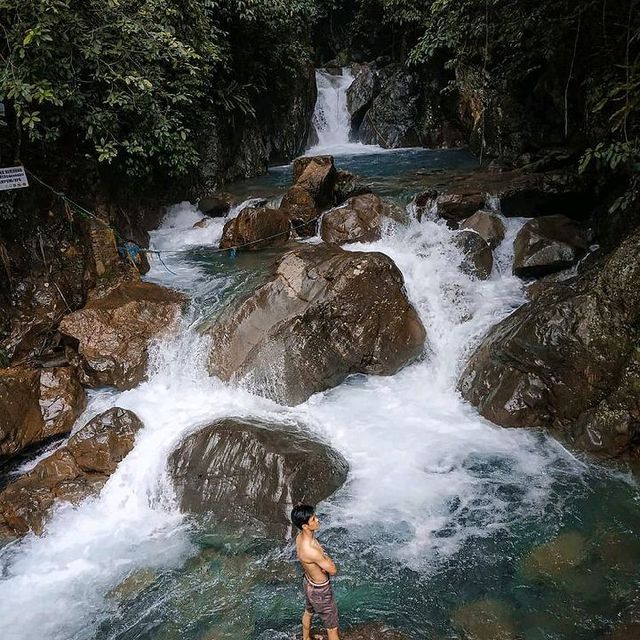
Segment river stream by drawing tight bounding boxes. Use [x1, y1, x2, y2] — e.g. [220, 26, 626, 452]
[0, 69, 638, 640]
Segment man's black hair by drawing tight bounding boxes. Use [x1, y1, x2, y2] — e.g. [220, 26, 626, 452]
[291, 504, 315, 530]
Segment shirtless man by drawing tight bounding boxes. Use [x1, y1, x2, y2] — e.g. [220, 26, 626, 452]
[291, 504, 340, 640]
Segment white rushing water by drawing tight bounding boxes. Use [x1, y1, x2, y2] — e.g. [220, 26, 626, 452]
[0, 193, 586, 639]
[308, 68, 387, 156]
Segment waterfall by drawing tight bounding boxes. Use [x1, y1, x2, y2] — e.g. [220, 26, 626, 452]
[310, 69, 353, 149]
[307, 68, 385, 156]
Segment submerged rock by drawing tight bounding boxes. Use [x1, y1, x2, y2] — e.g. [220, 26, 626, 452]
[453, 231, 493, 280]
[513, 215, 589, 278]
[169, 418, 348, 538]
[458, 228, 640, 457]
[340, 623, 409, 640]
[320, 193, 391, 245]
[59, 281, 186, 390]
[0, 407, 143, 538]
[219, 207, 292, 251]
[452, 598, 519, 640]
[205, 244, 426, 405]
[520, 532, 587, 581]
[0, 365, 86, 460]
[460, 210, 506, 249]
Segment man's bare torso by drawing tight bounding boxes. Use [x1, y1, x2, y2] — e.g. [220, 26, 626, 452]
[296, 533, 331, 583]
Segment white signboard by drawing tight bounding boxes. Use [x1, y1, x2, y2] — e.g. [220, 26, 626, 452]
[0, 166, 29, 191]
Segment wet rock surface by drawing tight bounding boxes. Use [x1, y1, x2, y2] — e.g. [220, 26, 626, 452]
[414, 168, 590, 226]
[197, 194, 232, 218]
[280, 186, 319, 237]
[453, 231, 494, 280]
[0, 365, 86, 461]
[219, 207, 292, 251]
[513, 214, 589, 278]
[460, 210, 506, 248]
[0, 407, 143, 537]
[169, 418, 348, 538]
[206, 244, 426, 405]
[334, 169, 372, 205]
[346, 63, 381, 129]
[59, 281, 186, 390]
[292, 155, 337, 208]
[358, 65, 421, 148]
[415, 189, 486, 227]
[320, 193, 391, 245]
[458, 228, 640, 457]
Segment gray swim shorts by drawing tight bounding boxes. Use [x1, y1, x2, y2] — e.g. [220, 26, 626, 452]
[303, 577, 339, 630]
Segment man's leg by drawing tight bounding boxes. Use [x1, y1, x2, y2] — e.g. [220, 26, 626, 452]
[302, 610, 313, 640]
[326, 627, 340, 640]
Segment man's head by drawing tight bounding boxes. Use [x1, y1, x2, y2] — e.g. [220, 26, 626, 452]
[291, 504, 319, 532]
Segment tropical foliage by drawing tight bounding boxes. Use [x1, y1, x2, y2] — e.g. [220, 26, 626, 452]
[0, 0, 317, 179]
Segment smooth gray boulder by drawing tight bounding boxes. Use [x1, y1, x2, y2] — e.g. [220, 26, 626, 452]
[205, 244, 426, 405]
[512, 215, 589, 278]
[168, 418, 348, 537]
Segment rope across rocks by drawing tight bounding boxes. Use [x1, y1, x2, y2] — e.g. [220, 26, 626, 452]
[23, 168, 322, 271]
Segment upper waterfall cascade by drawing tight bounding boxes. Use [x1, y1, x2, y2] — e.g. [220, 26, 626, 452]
[310, 68, 354, 149]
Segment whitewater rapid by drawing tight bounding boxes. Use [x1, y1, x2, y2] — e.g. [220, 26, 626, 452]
[0, 195, 586, 640]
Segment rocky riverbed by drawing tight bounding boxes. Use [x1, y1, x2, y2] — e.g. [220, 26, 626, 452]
[0, 145, 638, 640]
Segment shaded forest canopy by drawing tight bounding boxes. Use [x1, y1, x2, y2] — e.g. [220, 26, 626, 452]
[0, 0, 638, 212]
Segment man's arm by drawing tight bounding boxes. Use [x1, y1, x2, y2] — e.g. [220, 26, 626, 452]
[308, 545, 338, 576]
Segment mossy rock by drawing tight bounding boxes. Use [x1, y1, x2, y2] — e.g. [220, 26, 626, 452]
[520, 531, 587, 581]
[451, 598, 519, 640]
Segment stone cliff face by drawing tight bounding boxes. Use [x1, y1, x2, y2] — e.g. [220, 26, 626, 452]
[198, 63, 317, 189]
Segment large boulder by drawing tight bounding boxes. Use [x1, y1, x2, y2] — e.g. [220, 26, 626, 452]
[280, 186, 319, 237]
[0, 365, 86, 460]
[205, 245, 426, 405]
[460, 210, 506, 249]
[414, 189, 486, 227]
[346, 63, 381, 130]
[292, 156, 337, 208]
[0, 407, 143, 537]
[458, 229, 640, 457]
[453, 231, 494, 280]
[219, 207, 292, 251]
[320, 193, 391, 245]
[358, 65, 421, 148]
[197, 194, 232, 218]
[59, 281, 186, 390]
[513, 215, 589, 278]
[169, 418, 348, 537]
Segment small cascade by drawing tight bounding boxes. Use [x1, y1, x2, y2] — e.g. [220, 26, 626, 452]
[310, 68, 354, 150]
